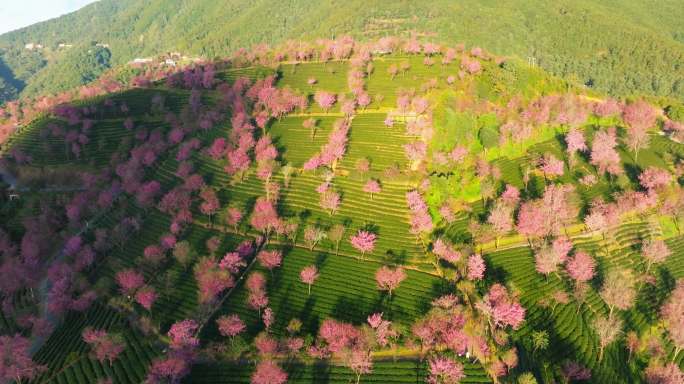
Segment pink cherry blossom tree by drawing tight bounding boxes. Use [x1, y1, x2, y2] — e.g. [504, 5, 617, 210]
[146, 356, 189, 383]
[487, 203, 513, 247]
[115, 269, 144, 296]
[600, 268, 636, 319]
[199, 187, 220, 224]
[257, 250, 283, 273]
[300, 265, 319, 295]
[590, 128, 623, 178]
[427, 357, 465, 384]
[432, 238, 461, 264]
[226, 207, 243, 233]
[314, 91, 336, 113]
[467, 254, 486, 280]
[304, 226, 327, 251]
[219, 252, 246, 273]
[319, 190, 341, 215]
[350, 230, 377, 260]
[363, 179, 382, 200]
[135, 285, 157, 311]
[639, 167, 672, 192]
[251, 197, 281, 238]
[262, 307, 274, 331]
[483, 284, 526, 329]
[217, 314, 246, 345]
[642, 239, 671, 273]
[645, 362, 684, 384]
[168, 319, 199, 351]
[82, 328, 125, 365]
[594, 314, 622, 361]
[565, 128, 588, 163]
[540, 153, 564, 179]
[251, 360, 287, 384]
[623, 100, 657, 161]
[662, 280, 684, 361]
[0, 334, 46, 383]
[566, 251, 596, 283]
[303, 118, 318, 140]
[194, 257, 235, 303]
[347, 348, 373, 384]
[375, 266, 407, 298]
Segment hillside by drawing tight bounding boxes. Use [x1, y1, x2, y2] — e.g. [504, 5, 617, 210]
[1, 37, 684, 383]
[0, 0, 683, 104]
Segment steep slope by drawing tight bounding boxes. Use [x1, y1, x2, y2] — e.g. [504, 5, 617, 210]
[0, 0, 683, 103]
[2, 38, 684, 383]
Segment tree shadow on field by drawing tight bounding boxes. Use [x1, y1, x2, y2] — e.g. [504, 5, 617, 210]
[314, 251, 328, 270]
[297, 209, 312, 226]
[332, 295, 370, 324]
[623, 162, 642, 185]
[272, 282, 320, 334]
[271, 134, 288, 162]
[284, 360, 306, 381]
[411, 359, 427, 383]
[242, 195, 257, 218]
[312, 360, 331, 383]
[525, 174, 545, 200]
[374, 292, 409, 322]
[341, 217, 353, 228]
[383, 249, 407, 266]
[484, 260, 509, 286]
[635, 267, 676, 323]
[361, 222, 380, 235]
[299, 294, 320, 334]
[417, 279, 451, 313]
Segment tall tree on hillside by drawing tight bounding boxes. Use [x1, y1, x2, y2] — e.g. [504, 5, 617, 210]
[319, 189, 341, 215]
[217, 314, 246, 345]
[566, 251, 596, 283]
[565, 128, 587, 168]
[328, 224, 346, 256]
[350, 230, 377, 260]
[600, 268, 636, 319]
[488, 202, 513, 247]
[363, 179, 382, 200]
[661, 280, 684, 361]
[304, 226, 327, 251]
[594, 314, 622, 361]
[115, 269, 144, 296]
[0, 334, 46, 383]
[623, 100, 657, 161]
[427, 357, 465, 384]
[642, 239, 671, 273]
[375, 266, 406, 298]
[135, 285, 158, 311]
[314, 91, 336, 113]
[299, 265, 319, 295]
[251, 197, 280, 239]
[82, 328, 126, 365]
[590, 128, 623, 178]
[252, 360, 287, 384]
[194, 257, 235, 303]
[639, 167, 672, 192]
[303, 118, 318, 140]
[257, 250, 283, 274]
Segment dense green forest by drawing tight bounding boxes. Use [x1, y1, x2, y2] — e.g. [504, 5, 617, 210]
[0, 0, 682, 104]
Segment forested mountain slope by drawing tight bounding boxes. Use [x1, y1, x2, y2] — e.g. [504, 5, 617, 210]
[0, 0, 682, 104]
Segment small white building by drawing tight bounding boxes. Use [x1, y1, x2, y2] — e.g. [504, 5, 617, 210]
[24, 43, 43, 50]
[131, 58, 153, 64]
